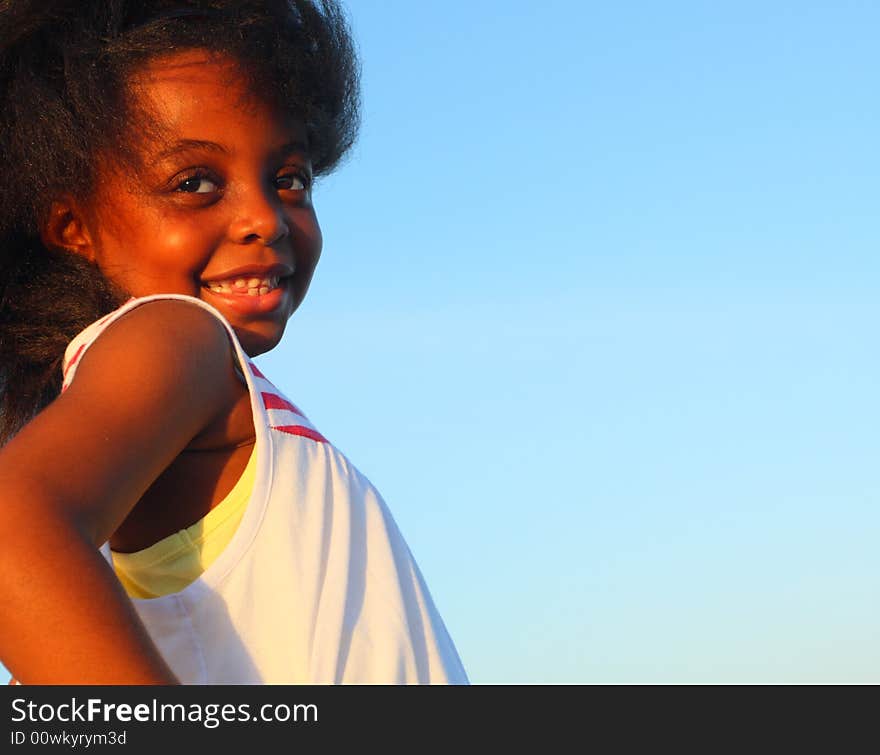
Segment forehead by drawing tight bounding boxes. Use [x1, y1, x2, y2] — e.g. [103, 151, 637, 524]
[127, 51, 306, 151]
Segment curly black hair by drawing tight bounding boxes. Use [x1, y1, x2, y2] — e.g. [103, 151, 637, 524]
[0, 0, 360, 443]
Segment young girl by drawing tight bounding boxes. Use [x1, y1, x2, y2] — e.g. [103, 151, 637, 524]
[0, 0, 468, 685]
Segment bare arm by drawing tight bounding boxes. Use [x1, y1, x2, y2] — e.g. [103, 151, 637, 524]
[0, 300, 244, 684]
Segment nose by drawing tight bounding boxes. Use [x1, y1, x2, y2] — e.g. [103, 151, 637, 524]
[229, 185, 290, 246]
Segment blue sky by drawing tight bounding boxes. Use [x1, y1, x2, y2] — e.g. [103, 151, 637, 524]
[288, 0, 877, 683]
[5, 1, 877, 684]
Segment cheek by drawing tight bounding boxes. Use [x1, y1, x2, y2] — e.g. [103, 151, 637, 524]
[94, 206, 219, 292]
[135, 213, 219, 274]
[297, 212, 323, 266]
[293, 216, 322, 283]
[288, 223, 321, 312]
[156, 225, 208, 262]
[307, 222, 323, 263]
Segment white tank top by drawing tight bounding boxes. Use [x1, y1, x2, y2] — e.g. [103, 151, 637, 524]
[61, 294, 468, 684]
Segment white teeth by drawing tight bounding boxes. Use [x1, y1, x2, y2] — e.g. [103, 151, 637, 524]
[206, 275, 282, 295]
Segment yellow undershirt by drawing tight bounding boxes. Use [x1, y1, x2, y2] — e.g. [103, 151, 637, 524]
[111, 445, 257, 599]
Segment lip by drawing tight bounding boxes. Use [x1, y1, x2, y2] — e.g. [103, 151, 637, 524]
[201, 262, 295, 284]
[201, 277, 291, 315]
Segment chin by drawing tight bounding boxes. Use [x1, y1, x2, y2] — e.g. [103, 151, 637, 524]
[235, 326, 285, 358]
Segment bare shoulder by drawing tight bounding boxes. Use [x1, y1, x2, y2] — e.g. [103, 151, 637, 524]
[64, 297, 247, 458]
[0, 299, 245, 544]
[73, 299, 237, 391]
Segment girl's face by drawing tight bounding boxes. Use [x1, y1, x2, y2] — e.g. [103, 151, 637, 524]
[79, 52, 322, 356]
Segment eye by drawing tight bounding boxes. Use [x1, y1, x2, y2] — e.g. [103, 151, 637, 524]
[175, 173, 220, 194]
[275, 171, 309, 191]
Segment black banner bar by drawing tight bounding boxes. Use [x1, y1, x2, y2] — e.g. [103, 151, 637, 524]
[1, 684, 577, 747]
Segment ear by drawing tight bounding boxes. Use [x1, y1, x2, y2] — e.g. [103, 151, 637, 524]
[40, 198, 97, 262]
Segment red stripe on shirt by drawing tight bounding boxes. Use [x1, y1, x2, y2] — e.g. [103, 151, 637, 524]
[250, 363, 266, 378]
[262, 392, 305, 417]
[63, 342, 88, 378]
[271, 425, 327, 443]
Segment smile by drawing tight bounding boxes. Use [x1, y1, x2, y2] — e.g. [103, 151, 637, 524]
[204, 275, 281, 296]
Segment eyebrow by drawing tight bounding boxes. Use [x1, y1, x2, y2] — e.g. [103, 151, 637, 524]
[270, 140, 311, 162]
[155, 139, 229, 160]
[155, 139, 310, 161]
